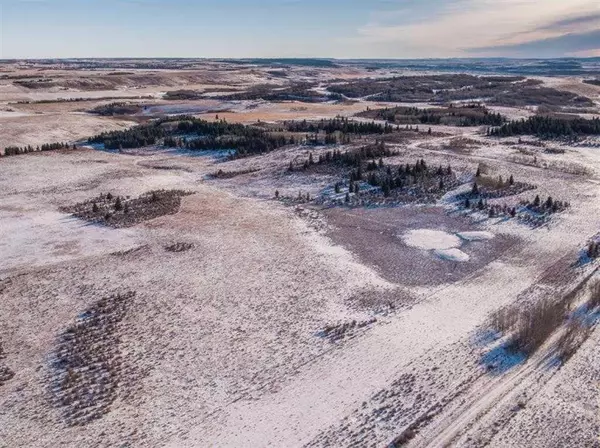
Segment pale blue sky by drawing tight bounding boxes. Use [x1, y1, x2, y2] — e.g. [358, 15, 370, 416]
[1, 0, 599, 58]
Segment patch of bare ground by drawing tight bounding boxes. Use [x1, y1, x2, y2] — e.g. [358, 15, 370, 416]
[323, 206, 520, 286]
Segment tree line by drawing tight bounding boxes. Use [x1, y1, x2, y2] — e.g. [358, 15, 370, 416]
[283, 117, 394, 135]
[360, 104, 505, 127]
[89, 116, 290, 156]
[3, 142, 75, 157]
[490, 116, 600, 139]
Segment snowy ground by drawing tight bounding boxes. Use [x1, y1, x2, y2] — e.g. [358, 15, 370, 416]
[1, 62, 600, 448]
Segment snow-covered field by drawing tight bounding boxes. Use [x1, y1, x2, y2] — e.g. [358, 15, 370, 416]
[1, 62, 600, 448]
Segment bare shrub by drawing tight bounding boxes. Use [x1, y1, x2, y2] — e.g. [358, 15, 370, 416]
[556, 318, 592, 362]
[588, 281, 600, 311]
[165, 242, 194, 253]
[490, 294, 575, 357]
[489, 305, 520, 334]
[510, 299, 568, 355]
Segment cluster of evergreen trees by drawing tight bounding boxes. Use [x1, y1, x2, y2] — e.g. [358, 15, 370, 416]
[351, 158, 453, 198]
[463, 197, 517, 218]
[185, 134, 289, 157]
[362, 104, 504, 127]
[289, 142, 396, 172]
[89, 116, 290, 156]
[490, 116, 600, 139]
[525, 195, 569, 214]
[284, 117, 393, 135]
[3, 142, 74, 157]
[88, 116, 403, 157]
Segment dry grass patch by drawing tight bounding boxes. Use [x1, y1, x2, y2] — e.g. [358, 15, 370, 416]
[47, 292, 136, 426]
[0, 339, 15, 386]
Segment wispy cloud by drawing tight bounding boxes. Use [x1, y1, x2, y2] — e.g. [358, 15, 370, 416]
[346, 0, 600, 58]
[469, 29, 600, 58]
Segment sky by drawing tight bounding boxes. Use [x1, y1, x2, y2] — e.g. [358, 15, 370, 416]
[1, 0, 599, 59]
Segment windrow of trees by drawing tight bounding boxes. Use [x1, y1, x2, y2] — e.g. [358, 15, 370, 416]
[490, 116, 600, 139]
[184, 134, 290, 157]
[360, 104, 505, 127]
[284, 117, 394, 135]
[3, 142, 74, 157]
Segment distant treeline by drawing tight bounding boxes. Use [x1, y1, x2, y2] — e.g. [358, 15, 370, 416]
[2, 142, 75, 157]
[358, 104, 505, 127]
[491, 116, 600, 138]
[215, 83, 334, 103]
[89, 102, 142, 116]
[89, 116, 290, 157]
[88, 116, 400, 157]
[284, 117, 394, 134]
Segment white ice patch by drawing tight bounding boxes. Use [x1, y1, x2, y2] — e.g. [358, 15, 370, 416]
[402, 229, 461, 251]
[457, 231, 495, 242]
[435, 248, 470, 262]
